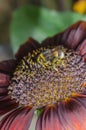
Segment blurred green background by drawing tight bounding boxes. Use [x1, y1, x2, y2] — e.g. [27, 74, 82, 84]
[0, 0, 86, 59]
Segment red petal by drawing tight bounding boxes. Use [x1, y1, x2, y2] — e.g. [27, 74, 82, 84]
[58, 98, 86, 130]
[15, 38, 40, 60]
[83, 54, 86, 62]
[0, 95, 18, 115]
[61, 28, 76, 49]
[77, 39, 86, 54]
[71, 22, 86, 50]
[0, 60, 18, 75]
[60, 21, 81, 49]
[0, 73, 10, 87]
[61, 21, 86, 50]
[36, 106, 62, 130]
[0, 107, 34, 130]
[80, 41, 86, 56]
[0, 87, 8, 95]
[0, 73, 10, 96]
[75, 93, 86, 108]
[41, 33, 63, 47]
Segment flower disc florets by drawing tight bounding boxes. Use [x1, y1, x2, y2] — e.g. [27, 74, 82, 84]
[8, 46, 86, 109]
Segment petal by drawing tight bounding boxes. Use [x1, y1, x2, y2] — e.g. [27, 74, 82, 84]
[58, 98, 86, 130]
[0, 73, 10, 87]
[41, 33, 63, 47]
[60, 21, 79, 48]
[0, 107, 34, 130]
[0, 87, 8, 95]
[71, 22, 86, 49]
[0, 60, 18, 75]
[77, 39, 86, 53]
[83, 54, 86, 62]
[63, 29, 76, 49]
[0, 73, 10, 96]
[0, 95, 18, 115]
[36, 106, 62, 130]
[77, 39, 86, 57]
[77, 38, 86, 62]
[75, 93, 86, 108]
[61, 21, 86, 49]
[15, 38, 40, 60]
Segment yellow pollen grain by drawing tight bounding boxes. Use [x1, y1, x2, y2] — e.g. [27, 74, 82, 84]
[64, 97, 70, 102]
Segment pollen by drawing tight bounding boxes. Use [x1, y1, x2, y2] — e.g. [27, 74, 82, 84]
[8, 46, 86, 109]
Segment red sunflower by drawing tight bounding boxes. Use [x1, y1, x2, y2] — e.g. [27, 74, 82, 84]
[0, 21, 86, 130]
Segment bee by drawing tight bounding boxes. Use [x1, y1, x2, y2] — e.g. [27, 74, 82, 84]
[37, 46, 65, 68]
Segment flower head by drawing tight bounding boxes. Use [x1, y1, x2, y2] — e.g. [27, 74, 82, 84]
[0, 21, 86, 130]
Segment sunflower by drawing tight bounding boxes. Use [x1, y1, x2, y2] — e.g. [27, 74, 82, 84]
[0, 21, 86, 130]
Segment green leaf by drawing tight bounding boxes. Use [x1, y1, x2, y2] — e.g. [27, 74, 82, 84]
[10, 5, 86, 53]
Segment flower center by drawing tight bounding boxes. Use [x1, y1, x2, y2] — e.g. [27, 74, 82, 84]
[8, 46, 86, 109]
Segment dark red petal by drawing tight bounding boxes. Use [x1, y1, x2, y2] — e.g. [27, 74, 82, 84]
[61, 21, 86, 50]
[0, 87, 8, 95]
[71, 22, 86, 50]
[83, 54, 86, 62]
[60, 21, 80, 48]
[77, 39, 86, 54]
[0, 73, 10, 87]
[0, 59, 18, 75]
[15, 38, 40, 60]
[0, 95, 18, 115]
[58, 98, 86, 130]
[41, 33, 63, 47]
[36, 106, 62, 130]
[0, 73, 10, 96]
[77, 39, 86, 57]
[76, 98, 86, 108]
[0, 107, 34, 130]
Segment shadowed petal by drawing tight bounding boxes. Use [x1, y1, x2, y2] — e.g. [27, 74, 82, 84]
[0, 95, 18, 115]
[75, 94, 86, 108]
[61, 21, 86, 50]
[61, 20, 86, 61]
[71, 22, 86, 49]
[58, 98, 86, 130]
[0, 87, 8, 95]
[15, 38, 40, 60]
[83, 54, 86, 62]
[77, 39, 86, 52]
[77, 39, 86, 57]
[0, 107, 34, 130]
[0, 73, 10, 96]
[0, 60, 18, 75]
[0, 73, 10, 87]
[41, 33, 63, 47]
[36, 106, 62, 130]
[60, 21, 81, 49]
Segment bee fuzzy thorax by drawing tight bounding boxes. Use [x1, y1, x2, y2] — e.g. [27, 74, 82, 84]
[8, 46, 86, 109]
